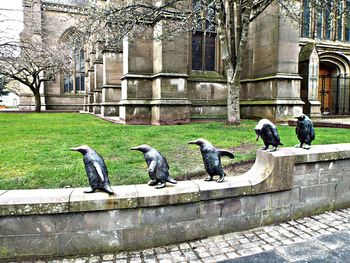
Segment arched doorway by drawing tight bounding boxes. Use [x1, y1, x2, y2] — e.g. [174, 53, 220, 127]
[318, 62, 338, 114]
[318, 53, 350, 115]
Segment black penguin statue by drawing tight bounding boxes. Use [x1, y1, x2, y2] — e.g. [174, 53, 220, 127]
[295, 114, 315, 149]
[70, 145, 114, 195]
[255, 119, 283, 152]
[188, 138, 234, 183]
[130, 144, 177, 189]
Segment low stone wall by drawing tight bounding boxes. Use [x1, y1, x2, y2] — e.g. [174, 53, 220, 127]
[1, 144, 350, 260]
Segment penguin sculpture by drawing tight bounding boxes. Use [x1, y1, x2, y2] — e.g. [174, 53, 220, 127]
[188, 139, 234, 183]
[70, 145, 114, 195]
[130, 144, 177, 189]
[295, 114, 315, 149]
[255, 119, 283, 152]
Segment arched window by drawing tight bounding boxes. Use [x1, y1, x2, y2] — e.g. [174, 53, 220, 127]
[64, 48, 85, 93]
[60, 27, 85, 94]
[302, 0, 350, 43]
[192, 0, 216, 71]
[302, 0, 311, 38]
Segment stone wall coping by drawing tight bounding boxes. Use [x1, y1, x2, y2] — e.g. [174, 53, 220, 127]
[1, 143, 350, 217]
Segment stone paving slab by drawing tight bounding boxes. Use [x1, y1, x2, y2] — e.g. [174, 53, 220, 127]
[7, 208, 350, 262]
[316, 230, 350, 250]
[294, 247, 350, 263]
[221, 250, 288, 263]
[275, 240, 328, 261]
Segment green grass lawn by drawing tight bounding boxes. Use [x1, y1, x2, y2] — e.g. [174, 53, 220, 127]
[0, 113, 349, 190]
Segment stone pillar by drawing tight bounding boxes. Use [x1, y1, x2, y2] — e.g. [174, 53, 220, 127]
[299, 43, 321, 117]
[83, 50, 90, 112]
[101, 49, 122, 117]
[87, 48, 96, 113]
[240, 4, 304, 121]
[150, 21, 191, 125]
[119, 29, 154, 124]
[39, 77, 47, 111]
[93, 42, 103, 114]
[87, 69, 95, 112]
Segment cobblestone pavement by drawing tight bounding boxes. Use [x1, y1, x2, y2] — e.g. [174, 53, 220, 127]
[11, 208, 350, 263]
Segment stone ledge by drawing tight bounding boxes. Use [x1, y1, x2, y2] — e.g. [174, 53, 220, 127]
[1, 144, 350, 216]
[0, 189, 73, 216]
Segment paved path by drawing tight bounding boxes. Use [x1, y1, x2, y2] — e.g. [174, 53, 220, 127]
[10, 208, 350, 263]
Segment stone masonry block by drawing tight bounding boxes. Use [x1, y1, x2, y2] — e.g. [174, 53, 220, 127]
[335, 181, 350, 198]
[135, 181, 200, 207]
[337, 159, 350, 170]
[261, 206, 291, 225]
[300, 183, 337, 202]
[141, 202, 199, 226]
[291, 198, 336, 220]
[69, 185, 138, 212]
[57, 230, 122, 256]
[319, 171, 341, 184]
[121, 223, 187, 251]
[0, 189, 72, 216]
[293, 163, 308, 176]
[270, 188, 300, 208]
[334, 196, 350, 210]
[241, 194, 272, 214]
[294, 172, 319, 187]
[335, 143, 350, 159]
[0, 235, 58, 259]
[82, 209, 140, 231]
[199, 198, 242, 219]
[295, 161, 337, 176]
[198, 200, 223, 219]
[0, 215, 58, 235]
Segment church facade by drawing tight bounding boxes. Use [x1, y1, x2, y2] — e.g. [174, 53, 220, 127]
[19, 0, 350, 124]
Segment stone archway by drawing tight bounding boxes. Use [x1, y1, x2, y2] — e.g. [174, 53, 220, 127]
[318, 52, 350, 114]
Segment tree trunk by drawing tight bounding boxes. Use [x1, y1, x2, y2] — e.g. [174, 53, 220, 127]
[227, 0, 253, 124]
[34, 91, 41, 112]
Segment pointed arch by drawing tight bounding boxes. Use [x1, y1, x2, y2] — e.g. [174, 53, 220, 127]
[59, 27, 84, 46]
[318, 52, 350, 114]
[318, 52, 350, 75]
[59, 27, 85, 94]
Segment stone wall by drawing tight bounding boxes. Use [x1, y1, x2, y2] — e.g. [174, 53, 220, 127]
[1, 144, 350, 260]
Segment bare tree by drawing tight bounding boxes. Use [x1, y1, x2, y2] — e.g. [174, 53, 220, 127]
[0, 9, 72, 112]
[0, 36, 73, 112]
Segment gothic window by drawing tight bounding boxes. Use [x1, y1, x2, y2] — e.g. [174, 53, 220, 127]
[302, 0, 350, 43]
[325, 1, 332, 40]
[191, 0, 216, 71]
[316, 11, 323, 39]
[337, 1, 343, 41]
[346, 0, 350, 41]
[64, 48, 85, 93]
[302, 0, 311, 38]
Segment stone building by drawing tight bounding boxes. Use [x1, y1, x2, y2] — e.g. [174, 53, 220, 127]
[20, 0, 86, 111]
[18, 0, 350, 123]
